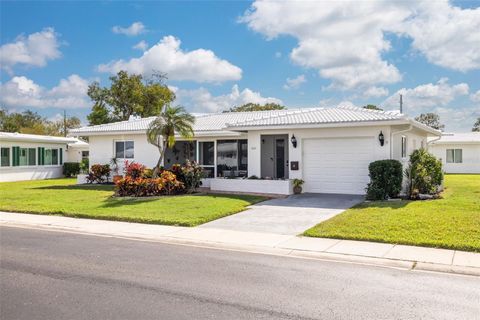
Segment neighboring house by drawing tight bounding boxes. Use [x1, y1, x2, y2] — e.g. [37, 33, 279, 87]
[69, 106, 440, 195]
[66, 139, 89, 163]
[0, 132, 87, 182]
[429, 132, 480, 174]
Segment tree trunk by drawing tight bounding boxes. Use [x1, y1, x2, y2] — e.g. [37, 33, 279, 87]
[152, 138, 166, 178]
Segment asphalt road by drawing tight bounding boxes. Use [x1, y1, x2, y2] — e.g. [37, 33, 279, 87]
[1, 226, 479, 320]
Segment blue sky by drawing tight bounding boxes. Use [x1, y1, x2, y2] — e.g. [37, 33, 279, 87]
[1, 0, 479, 131]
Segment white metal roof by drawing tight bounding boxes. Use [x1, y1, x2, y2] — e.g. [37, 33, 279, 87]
[68, 106, 439, 136]
[68, 108, 311, 135]
[431, 132, 480, 144]
[226, 106, 404, 128]
[0, 132, 79, 144]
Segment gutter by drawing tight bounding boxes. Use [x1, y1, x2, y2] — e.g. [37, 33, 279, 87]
[390, 124, 412, 159]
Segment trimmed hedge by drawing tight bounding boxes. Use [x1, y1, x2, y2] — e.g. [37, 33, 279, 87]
[366, 159, 403, 200]
[63, 162, 81, 177]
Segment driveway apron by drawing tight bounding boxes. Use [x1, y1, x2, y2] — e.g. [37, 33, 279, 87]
[199, 193, 363, 235]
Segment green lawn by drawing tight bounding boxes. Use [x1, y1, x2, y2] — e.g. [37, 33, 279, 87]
[304, 174, 480, 252]
[0, 179, 266, 227]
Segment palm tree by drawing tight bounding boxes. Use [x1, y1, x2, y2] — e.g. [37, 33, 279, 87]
[147, 105, 195, 177]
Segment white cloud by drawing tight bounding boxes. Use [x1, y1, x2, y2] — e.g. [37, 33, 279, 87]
[0, 75, 90, 109]
[133, 40, 148, 51]
[174, 84, 282, 113]
[470, 90, 480, 103]
[283, 74, 306, 90]
[363, 86, 389, 98]
[241, 1, 480, 90]
[112, 22, 146, 36]
[0, 27, 61, 73]
[398, 1, 480, 72]
[98, 35, 242, 83]
[383, 78, 469, 109]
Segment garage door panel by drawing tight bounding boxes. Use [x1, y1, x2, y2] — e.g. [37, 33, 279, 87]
[303, 137, 375, 194]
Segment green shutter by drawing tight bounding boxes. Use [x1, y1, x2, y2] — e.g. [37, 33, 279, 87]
[12, 146, 20, 166]
[41, 147, 45, 165]
[59, 148, 63, 165]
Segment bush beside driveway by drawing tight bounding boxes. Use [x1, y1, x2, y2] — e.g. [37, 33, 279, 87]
[0, 179, 266, 226]
[304, 175, 480, 252]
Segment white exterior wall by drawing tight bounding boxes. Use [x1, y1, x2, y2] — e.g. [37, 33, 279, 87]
[429, 143, 480, 173]
[66, 146, 89, 163]
[0, 140, 67, 182]
[391, 127, 428, 165]
[88, 134, 159, 171]
[247, 125, 392, 180]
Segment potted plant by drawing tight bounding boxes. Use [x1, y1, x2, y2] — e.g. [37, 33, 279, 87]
[110, 157, 122, 183]
[292, 179, 304, 194]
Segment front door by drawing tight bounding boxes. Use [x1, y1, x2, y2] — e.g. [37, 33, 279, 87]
[275, 139, 285, 179]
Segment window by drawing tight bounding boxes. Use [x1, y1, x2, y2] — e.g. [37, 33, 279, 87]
[216, 140, 248, 178]
[446, 149, 462, 163]
[81, 151, 89, 160]
[1, 148, 9, 167]
[28, 148, 36, 166]
[401, 136, 407, 158]
[115, 141, 134, 159]
[52, 149, 58, 165]
[198, 141, 215, 178]
[45, 149, 52, 165]
[19, 148, 28, 166]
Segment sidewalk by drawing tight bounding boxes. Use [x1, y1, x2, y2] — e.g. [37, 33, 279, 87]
[1, 211, 479, 277]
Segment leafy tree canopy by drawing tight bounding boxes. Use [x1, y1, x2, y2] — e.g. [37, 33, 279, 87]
[0, 108, 80, 136]
[473, 117, 480, 132]
[414, 113, 445, 131]
[363, 104, 383, 111]
[227, 102, 286, 112]
[86, 70, 175, 125]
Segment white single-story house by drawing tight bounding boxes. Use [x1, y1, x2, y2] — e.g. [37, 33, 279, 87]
[0, 132, 88, 182]
[428, 132, 480, 174]
[69, 106, 441, 195]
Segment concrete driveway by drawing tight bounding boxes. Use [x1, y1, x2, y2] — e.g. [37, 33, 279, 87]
[200, 193, 364, 235]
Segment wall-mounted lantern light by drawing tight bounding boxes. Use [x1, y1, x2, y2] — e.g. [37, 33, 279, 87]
[378, 131, 385, 146]
[291, 135, 297, 148]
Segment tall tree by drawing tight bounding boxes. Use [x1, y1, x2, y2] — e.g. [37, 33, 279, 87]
[0, 108, 80, 136]
[227, 102, 286, 112]
[415, 113, 445, 131]
[147, 106, 195, 177]
[86, 70, 175, 124]
[363, 104, 383, 111]
[473, 117, 480, 132]
[87, 102, 111, 125]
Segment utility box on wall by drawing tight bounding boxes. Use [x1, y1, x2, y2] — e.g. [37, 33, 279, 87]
[290, 161, 299, 171]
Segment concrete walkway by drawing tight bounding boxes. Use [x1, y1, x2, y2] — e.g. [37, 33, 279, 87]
[200, 193, 364, 234]
[1, 211, 479, 277]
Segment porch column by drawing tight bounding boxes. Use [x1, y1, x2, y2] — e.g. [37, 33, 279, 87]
[247, 131, 261, 177]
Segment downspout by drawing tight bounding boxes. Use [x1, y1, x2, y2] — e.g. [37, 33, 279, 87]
[390, 124, 413, 159]
[426, 135, 441, 148]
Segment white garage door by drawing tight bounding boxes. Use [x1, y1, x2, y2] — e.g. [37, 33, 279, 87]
[303, 137, 376, 194]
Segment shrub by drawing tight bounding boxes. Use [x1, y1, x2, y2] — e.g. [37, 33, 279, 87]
[79, 158, 89, 173]
[365, 159, 403, 200]
[171, 160, 203, 193]
[123, 160, 146, 179]
[405, 149, 443, 199]
[86, 164, 111, 184]
[63, 162, 81, 177]
[115, 170, 184, 197]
